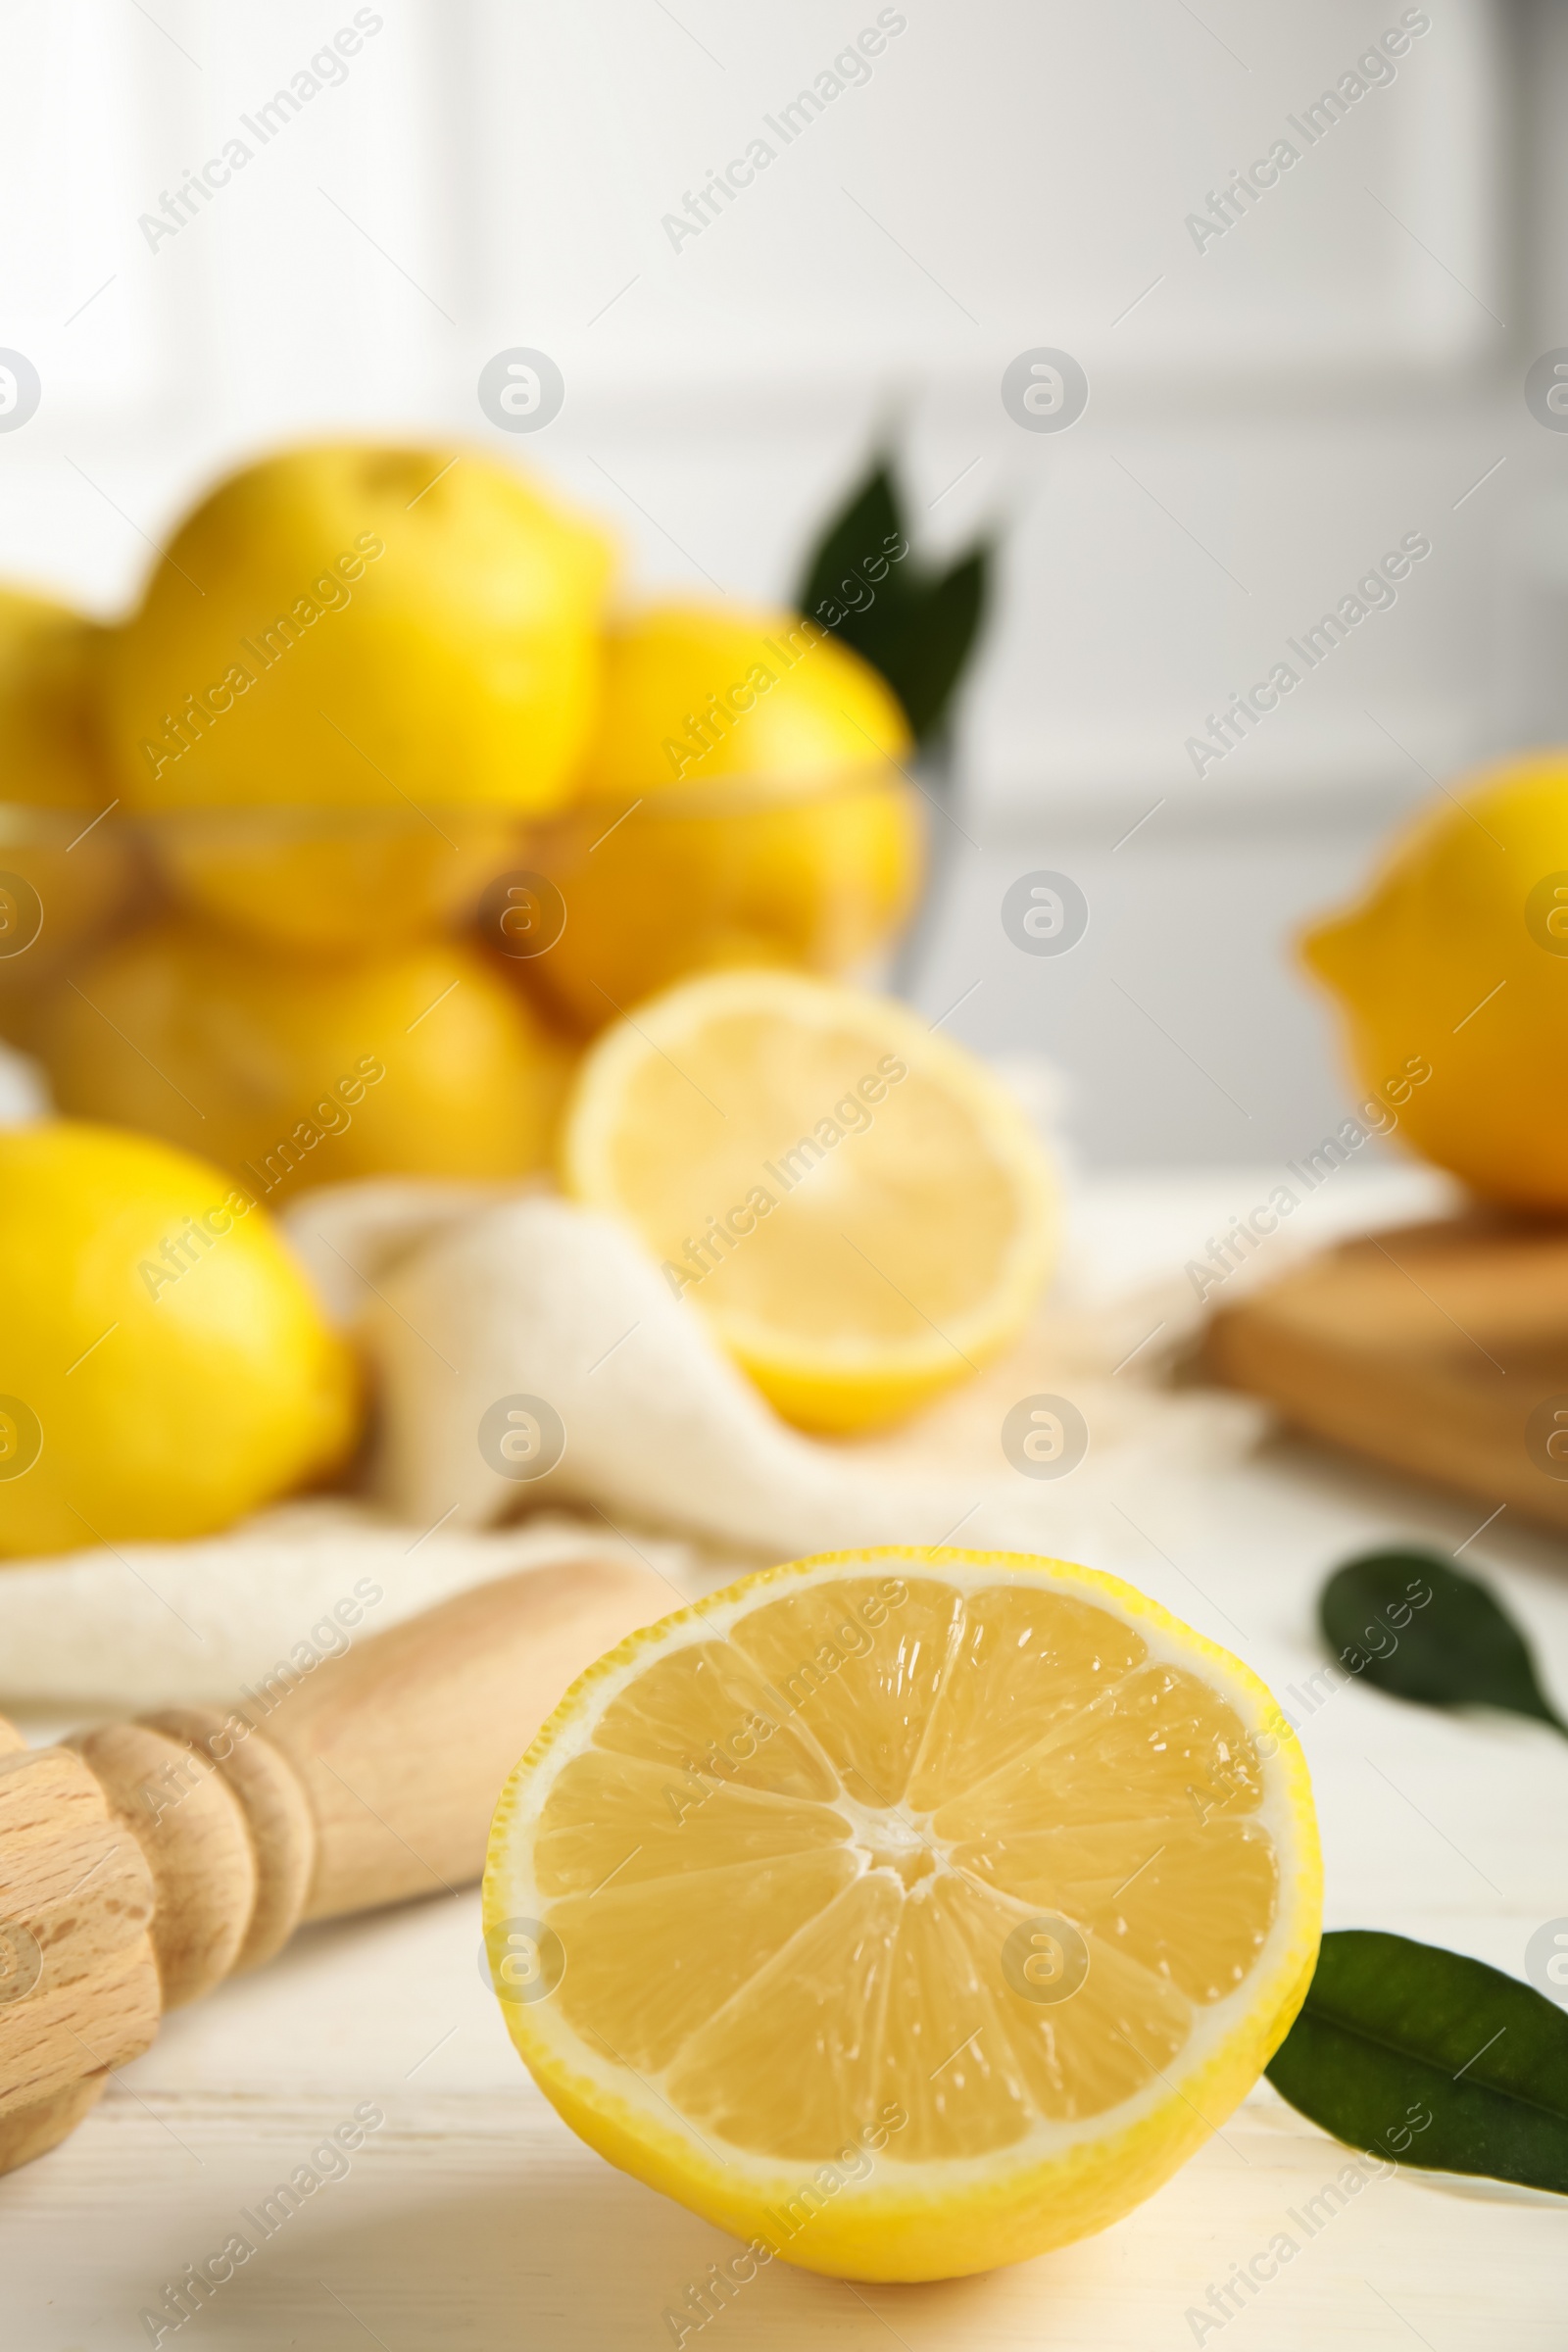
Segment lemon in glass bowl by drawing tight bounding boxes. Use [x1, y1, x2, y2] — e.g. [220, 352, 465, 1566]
[514, 602, 924, 1031]
[100, 442, 613, 954]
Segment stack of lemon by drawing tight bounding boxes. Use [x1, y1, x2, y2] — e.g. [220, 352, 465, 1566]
[13, 447, 606, 1191]
[0, 447, 930, 1185]
[0, 440, 1058, 1544]
[0, 443, 929, 1202]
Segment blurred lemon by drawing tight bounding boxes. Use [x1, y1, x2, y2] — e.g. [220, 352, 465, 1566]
[0, 587, 111, 808]
[38, 922, 573, 1197]
[147, 806, 521, 960]
[0, 1120, 358, 1556]
[521, 603, 923, 1032]
[561, 968, 1056, 1431]
[101, 443, 613, 950]
[580, 601, 911, 794]
[0, 588, 139, 1043]
[1301, 750, 1568, 1207]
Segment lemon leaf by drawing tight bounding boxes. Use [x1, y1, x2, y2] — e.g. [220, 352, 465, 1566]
[880, 547, 988, 746]
[1319, 1548, 1568, 1734]
[796, 456, 991, 747]
[798, 457, 904, 622]
[1266, 1929, 1568, 2192]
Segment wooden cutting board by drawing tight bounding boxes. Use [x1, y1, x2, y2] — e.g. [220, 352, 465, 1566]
[1201, 1213, 1568, 1534]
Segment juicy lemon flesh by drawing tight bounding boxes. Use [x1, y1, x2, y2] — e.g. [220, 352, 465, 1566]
[604, 1013, 1020, 1345]
[491, 1555, 1315, 2278]
[564, 976, 1058, 1431]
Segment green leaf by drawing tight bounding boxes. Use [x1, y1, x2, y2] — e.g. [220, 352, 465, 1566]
[1319, 1547, 1567, 1733]
[797, 460, 905, 631]
[880, 549, 989, 746]
[1266, 1929, 1568, 2193]
[793, 455, 993, 748]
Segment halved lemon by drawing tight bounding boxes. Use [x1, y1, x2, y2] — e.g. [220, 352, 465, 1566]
[483, 1547, 1321, 2283]
[558, 970, 1057, 1431]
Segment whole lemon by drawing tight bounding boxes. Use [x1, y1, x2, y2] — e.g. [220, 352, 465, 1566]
[579, 601, 912, 795]
[519, 601, 923, 1031]
[1301, 750, 1568, 1206]
[0, 586, 112, 808]
[101, 443, 613, 950]
[0, 1121, 358, 1556]
[148, 807, 522, 961]
[0, 588, 138, 1043]
[37, 922, 573, 1199]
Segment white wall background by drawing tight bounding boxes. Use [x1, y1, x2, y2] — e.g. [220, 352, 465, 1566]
[0, 0, 1559, 1164]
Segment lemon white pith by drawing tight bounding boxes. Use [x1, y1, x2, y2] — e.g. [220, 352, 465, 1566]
[484, 1548, 1321, 2282]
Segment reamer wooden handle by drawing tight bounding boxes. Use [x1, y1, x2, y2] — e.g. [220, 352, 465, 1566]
[0, 1552, 672, 2177]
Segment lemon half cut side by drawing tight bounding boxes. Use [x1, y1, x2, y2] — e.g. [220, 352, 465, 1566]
[484, 1547, 1322, 2283]
[560, 970, 1059, 1433]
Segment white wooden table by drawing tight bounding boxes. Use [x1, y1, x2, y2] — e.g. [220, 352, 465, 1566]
[5, 1430, 1568, 2347]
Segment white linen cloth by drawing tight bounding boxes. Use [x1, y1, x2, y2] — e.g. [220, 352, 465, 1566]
[0, 1149, 1453, 1713]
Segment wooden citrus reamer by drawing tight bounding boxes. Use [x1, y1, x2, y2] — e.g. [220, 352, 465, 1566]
[0, 1553, 670, 2177]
